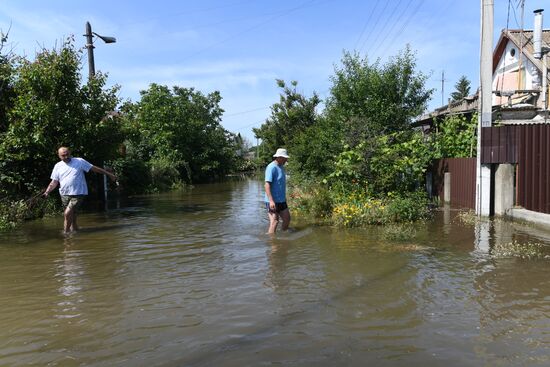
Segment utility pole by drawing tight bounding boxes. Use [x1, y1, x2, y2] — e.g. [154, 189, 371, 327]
[518, 0, 525, 89]
[84, 22, 116, 204]
[441, 70, 446, 106]
[476, 0, 493, 216]
[85, 22, 96, 79]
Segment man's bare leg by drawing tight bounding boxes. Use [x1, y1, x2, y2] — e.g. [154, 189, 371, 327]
[280, 208, 291, 231]
[267, 211, 279, 234]
[71, 212, 79, 232]
[63, 206, 75, 233]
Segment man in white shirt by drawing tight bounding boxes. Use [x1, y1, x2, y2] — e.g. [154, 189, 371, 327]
[43, 147, 117, 233]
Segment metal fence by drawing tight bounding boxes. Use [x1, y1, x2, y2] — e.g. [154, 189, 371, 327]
[432, 158, 476, 209]
[434, 124, 550, 214]
[516, 124, 550, 214]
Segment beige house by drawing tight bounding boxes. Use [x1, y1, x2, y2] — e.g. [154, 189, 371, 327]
[492, 28, 550, 119]
[416, 28, 550, 127]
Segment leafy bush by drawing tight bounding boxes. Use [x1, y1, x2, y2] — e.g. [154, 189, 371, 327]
[110, 157, 151, 195]
[289, 178, 431, 228]
[385, 191, 431, 223]
[0, 199, 27, 231]
[149, 156, 185, 192]
[0, 196, 58, 231]
[288, 183, 333, 220]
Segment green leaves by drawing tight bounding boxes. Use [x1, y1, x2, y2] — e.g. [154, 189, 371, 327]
[122, 83, 238, 184]
[0, 38, 122, 198]
[327, 47, 433, 141]
[432, 114, 477, 158]
[253, 79, 321, 165]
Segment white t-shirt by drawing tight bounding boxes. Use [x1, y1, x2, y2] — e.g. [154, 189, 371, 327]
[50, 158, 93, 196]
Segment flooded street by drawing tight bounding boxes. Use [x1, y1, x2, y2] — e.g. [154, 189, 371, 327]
[1, 179, 550, 366]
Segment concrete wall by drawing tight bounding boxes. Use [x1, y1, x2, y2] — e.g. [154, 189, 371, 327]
[494, 163, 514, 216]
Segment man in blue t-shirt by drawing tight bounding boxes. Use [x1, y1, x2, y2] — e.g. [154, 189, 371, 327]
[43, 147, 117, 233]
[264, 148, 290, 234]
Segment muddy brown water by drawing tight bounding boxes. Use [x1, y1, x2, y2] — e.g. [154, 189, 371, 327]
[1, 179, 550, 366]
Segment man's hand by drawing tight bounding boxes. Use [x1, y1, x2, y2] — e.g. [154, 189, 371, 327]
[269, 200, 275, 210]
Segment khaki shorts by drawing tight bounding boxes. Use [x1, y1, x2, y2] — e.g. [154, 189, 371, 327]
[61, 195, 85, 210]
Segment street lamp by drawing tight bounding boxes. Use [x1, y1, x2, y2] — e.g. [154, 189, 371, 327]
[84, 21, 116, 204]
[84, 21, 116, 79]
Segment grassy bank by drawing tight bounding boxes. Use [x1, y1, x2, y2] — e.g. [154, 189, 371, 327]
[288, 182, 431, 228]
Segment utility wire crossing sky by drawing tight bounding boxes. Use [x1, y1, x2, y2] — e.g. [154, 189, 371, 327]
[0, 0, 547, 141]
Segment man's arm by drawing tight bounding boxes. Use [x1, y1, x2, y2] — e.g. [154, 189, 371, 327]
[265, 181, 275, 210]
[90, 165, 117, 182]
[43, 180, 59, 197]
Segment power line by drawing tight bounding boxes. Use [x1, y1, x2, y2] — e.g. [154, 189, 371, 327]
[353, 0, 381, 50]
[358, 0, 391, 52]
[365, 0, 405, 56]
[178, 0, 326, 63]
[370, 0, 414, 57]
[224, 106, 270, 117]
[231, 118, 266, 132]
[378, 0, 426, 59]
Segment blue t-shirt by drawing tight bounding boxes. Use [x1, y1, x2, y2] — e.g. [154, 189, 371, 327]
[264, 161, 286, 203]
[51, 157, 93, 195]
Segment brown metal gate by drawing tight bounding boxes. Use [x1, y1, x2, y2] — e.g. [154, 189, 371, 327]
[480, 124, 550, 214]
[432, 158, 476, 209]
[516, 124, 550, 214]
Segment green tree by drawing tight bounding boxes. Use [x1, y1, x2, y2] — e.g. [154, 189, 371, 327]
[321, 47, 433, 193]
[450, 75, 471, 101]
[122, 83, 238, 184]
[0, 30, 15, 133]
[288, 115, 343, 178]
[327, 46, 433, 145]
[253, 79, 320, 164]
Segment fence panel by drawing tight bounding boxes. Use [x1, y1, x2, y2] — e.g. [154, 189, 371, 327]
[517, 124, 550, 214]
[432, 158, 476, 209]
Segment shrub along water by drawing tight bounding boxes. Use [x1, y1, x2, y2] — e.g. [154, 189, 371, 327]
[289, 182, 431, 228]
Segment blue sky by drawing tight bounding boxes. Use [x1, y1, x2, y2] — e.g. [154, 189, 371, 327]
[0, 0, 547, 142]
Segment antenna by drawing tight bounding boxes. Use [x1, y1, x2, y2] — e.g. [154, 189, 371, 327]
[518, 0, 525, 89]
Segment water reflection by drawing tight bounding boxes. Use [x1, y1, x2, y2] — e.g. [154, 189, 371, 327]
[1, 179, 550, 366]
[55, 241, 85, 318]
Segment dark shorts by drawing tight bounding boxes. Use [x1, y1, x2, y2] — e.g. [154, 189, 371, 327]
[266, 201, 288, 213]
[61, 195, 85, 210]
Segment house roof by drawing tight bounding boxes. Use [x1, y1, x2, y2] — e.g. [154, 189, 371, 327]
[493, 29, 550, 73]
[415, 28, 550, 127]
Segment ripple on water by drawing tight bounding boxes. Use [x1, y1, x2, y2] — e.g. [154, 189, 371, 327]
[3, 181, 550, 366]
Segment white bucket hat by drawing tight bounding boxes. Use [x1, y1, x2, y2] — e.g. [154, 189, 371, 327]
[273, 148, 290, 158]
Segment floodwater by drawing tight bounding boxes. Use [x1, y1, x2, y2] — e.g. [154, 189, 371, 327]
[1, 179, 550, 367]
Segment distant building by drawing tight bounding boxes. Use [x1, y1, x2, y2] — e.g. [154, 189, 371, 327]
[416, 28, 550, 129]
